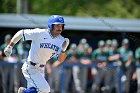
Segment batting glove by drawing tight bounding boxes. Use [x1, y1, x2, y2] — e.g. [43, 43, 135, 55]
[4, 45, 13, 57]
[62, 38, 70, 52]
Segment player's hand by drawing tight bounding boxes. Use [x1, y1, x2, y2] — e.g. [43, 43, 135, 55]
[62, 38, 70, 51]
[4, 45, 13, 57]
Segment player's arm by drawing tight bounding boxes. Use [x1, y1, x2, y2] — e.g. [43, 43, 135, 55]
[58, 51, 67, 63]
[4, 30, 23, 57]
[52, 38, 69, 67]
[52, 51, 67, 67]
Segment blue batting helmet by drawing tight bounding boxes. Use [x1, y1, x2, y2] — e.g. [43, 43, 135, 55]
[48, 15, 65, 30]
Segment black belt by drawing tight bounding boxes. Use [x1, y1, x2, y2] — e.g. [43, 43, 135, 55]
[30, 61, 45, 67]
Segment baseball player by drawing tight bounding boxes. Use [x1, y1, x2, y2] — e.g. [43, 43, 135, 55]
[4, 15, 70, 93]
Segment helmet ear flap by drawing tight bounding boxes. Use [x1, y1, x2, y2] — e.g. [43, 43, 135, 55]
[51, 24, 54, 30]
[48, 24, 52, 30]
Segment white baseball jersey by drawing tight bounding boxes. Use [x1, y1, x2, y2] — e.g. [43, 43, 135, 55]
[22, 28, 65, 65]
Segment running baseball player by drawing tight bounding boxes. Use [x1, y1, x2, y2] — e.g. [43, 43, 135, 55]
[4, 15, 69, 93]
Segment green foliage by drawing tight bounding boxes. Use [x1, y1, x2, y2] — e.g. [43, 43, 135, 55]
[0, 0, 16, 13]
[1, 0, 140, 18]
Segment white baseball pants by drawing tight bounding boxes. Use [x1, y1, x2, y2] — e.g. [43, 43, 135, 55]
[22, 62, 50, 93]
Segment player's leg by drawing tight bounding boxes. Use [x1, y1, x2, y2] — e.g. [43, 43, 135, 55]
[91, 68, 102, 93]
[20, 72, 50, 93]
[21, 63, 50, 93]
[72, 66, 84, 92]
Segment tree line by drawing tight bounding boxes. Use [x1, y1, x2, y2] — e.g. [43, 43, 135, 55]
[0, 0, 140, 18]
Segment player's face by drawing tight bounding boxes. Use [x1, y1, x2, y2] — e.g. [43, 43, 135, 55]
[53, 24, 63, 34]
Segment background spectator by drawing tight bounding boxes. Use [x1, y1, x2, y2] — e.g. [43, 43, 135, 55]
[91, 40, 109, 93]
[0, 34, 18, 62]
[135, 47, 140, 93]
[118, 38, 135, 93]
[104, 39, 112, 53]
[108, 39, 121, 93]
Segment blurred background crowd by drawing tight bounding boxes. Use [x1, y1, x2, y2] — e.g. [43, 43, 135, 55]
[0, 34, 139, 93]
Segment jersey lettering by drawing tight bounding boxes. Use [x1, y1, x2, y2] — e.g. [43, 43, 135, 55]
[40, 43, 59, 52]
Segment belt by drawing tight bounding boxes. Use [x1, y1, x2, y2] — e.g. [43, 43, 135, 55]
[29, 61, 45, 67]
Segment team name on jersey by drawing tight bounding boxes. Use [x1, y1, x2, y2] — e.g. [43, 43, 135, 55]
[40, 43, 59, 52]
